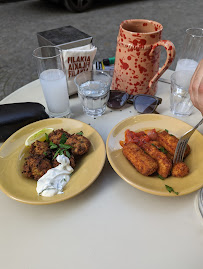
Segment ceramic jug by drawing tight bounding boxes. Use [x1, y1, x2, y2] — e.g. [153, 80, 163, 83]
[111, 19, 176, 95]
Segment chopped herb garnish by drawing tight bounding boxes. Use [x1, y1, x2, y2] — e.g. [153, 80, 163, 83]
[165, 129, 169, 133]
[59, 143, 72, 149]
[159, 147, 168, 154]
[60, 133, 68, 144]
[51, 142, 72, 159]
[158, 174, 165, 180]
[76, 131, 83, 135]
[151, 143, 167, 154]
[165, 185, 179, 195]
[48, 132, 73, 159]
[65, 150, 71, 158]
[49, 141, 58, 149]
[45, 133, 49, 142]
[53, 148, 61, 159]
[43, 151, 47, 156]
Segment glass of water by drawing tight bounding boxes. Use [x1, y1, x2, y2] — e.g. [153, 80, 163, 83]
[74, 70, 111, 117]
[33, 46, 71, 118]
[170, 70, 194, 116]
[175, 28, 203, 72]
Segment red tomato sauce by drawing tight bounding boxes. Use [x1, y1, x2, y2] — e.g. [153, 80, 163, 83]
[120, 128, 158, 147]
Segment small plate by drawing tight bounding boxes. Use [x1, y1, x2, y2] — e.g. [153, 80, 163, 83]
[106, 114, 203, 196]
[0, 118, 106, 204]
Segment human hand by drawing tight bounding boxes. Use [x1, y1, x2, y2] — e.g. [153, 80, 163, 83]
[189, 59, 203, 114]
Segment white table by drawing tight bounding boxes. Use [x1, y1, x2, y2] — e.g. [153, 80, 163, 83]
[1, 70, 203, 269]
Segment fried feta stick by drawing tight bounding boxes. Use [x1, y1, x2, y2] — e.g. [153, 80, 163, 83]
[122, 143, 158, 176]
[150, 140, 173, 160]
[157, 131, 190, 158]
[141, 142, 172, 178]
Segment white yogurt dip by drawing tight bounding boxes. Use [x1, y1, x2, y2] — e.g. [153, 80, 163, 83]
[36, 154, 74, 197]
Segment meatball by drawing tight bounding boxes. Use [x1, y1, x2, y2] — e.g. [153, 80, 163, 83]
[65, 134, 91, 156]
[48, 129, 70, 145]
[172, 162, 189, 178]
[22, 155, 52, 180]
[29, 140, 52, 159]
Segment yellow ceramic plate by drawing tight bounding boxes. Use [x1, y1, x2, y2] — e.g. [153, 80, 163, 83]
[0, 118, 106, 204]
[106, 114, 203, 196]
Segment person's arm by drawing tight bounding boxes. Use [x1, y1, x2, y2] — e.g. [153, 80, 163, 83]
[189, 59, 203, 114]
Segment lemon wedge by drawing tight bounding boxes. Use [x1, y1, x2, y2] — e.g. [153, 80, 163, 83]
[25, 128, 54, 147]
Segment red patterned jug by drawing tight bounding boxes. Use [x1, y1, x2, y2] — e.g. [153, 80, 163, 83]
[111, 19, 176, 95]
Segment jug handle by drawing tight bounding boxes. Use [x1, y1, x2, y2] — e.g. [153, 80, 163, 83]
[148, 40, 176, 90]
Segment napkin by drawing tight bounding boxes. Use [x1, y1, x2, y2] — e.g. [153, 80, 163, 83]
[62, 44, 97, 95]
[0, 102, 49, 141]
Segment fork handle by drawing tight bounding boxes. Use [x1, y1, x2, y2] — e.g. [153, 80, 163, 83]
[193, 118, 203, 131]
[188, 117, 203, 136]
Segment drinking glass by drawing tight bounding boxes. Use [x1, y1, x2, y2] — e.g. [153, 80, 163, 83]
[170, 70, 194, 116]
[175, 28, 203, 72]
[33, 46, 71, 118]
[74, 70, 111, 117]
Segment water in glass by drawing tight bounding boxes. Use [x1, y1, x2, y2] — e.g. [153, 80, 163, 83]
[78, 80, 110, 117]
[170, 86, 193, 116]
[40, 69, 70, 117]
[175, 59, 198, 72]
[170, 70, 194, 116]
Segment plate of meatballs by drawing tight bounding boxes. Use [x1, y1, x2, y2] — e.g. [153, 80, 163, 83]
[0, 118, 106, 204]
[22, 128, 91, 181]
[106, 114, 203, 196]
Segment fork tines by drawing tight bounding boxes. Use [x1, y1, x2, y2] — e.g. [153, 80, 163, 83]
[173, 138, 189, 164]
[173, 118, 203, 164]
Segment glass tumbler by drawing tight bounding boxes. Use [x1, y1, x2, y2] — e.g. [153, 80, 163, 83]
[170, 70, 194, 116]
[175, 28, 203, 72]
[33, 46, 71, 118]
[74, 70, 111, 117]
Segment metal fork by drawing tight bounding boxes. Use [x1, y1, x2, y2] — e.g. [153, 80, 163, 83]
[173, 118, 203, 164]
